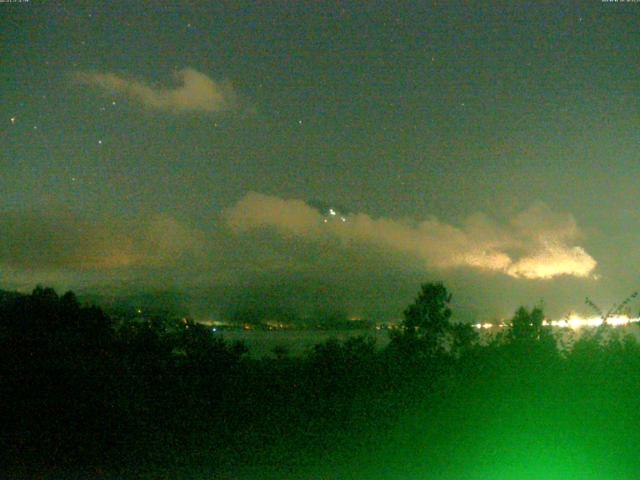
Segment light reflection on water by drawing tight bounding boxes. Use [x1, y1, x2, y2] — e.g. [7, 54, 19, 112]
[218, 322, 640, 358]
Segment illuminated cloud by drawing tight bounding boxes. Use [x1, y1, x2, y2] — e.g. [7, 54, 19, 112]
[225, 193, 598, 280]
[74, 68, 237, 113]
[506, 203, 597, 279]
[507, 243, 597, 279]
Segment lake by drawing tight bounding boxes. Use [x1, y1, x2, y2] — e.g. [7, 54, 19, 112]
[213, 329, 391, 358]
[214, 323, 640, 358]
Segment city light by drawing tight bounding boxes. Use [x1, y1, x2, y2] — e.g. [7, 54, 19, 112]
[473, 314, 640, 330]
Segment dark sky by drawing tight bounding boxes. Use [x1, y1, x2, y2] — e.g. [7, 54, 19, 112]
[1, 1, 639, 321]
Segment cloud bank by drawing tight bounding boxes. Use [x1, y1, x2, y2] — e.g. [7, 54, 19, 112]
[74, 68, 237, 113]
[0, 196, 600, 321]
[6, 196, 592, 281]
[0, 211, 205, 272]
[224, 193, 597, 280]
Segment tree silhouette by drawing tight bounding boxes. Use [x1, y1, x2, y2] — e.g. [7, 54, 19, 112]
[450, 322, 479, 358]
[505, 306, 556, 359]
[508, 306, 545, 342]
[404, 282, 451, 341]
[585, 291, 638, 325]
[391, 282, 453, 357]
[403, 283, 452, 333]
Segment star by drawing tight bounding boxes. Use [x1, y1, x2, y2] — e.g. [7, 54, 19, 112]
[98, 139, 103, 145]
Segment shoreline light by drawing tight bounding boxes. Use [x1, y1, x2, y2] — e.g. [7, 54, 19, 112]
[473, 314, 640, 330]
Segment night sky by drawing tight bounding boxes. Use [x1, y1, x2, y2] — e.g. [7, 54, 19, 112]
[2, 1, 639, 321]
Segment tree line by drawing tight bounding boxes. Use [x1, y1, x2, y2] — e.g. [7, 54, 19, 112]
[2, 283, 640, 479]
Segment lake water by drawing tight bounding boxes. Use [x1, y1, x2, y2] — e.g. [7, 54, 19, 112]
[214, 324, 640, 358]
[213, 329, 391, 358]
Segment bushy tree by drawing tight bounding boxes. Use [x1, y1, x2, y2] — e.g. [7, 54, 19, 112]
[505, 306, 556, 360]
[176, 319, 248, 370]
[450, 322, 479, 358]
[398, 282, 452, 354]
[508, 306, 545, 342]
[404, 283, 451, 332]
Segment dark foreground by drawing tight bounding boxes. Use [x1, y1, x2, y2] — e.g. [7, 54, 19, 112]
[2, 285, 640, 479]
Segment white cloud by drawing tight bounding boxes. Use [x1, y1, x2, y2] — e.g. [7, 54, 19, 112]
[506, 243, 597, 279]
[224, 192, 598, 280]
[74, 68, 237, 113]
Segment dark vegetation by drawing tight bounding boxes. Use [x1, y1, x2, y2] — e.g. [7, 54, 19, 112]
[2, 284, 640, 479]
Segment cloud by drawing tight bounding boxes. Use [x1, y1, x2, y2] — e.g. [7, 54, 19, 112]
[0, 197, 603, 322]
[73, 68, 237, 113]
[225, 193, 323, 236]
[224, 193, 598, 280]
[506, 243, 596, 279]
[0, 210, 206, 272]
